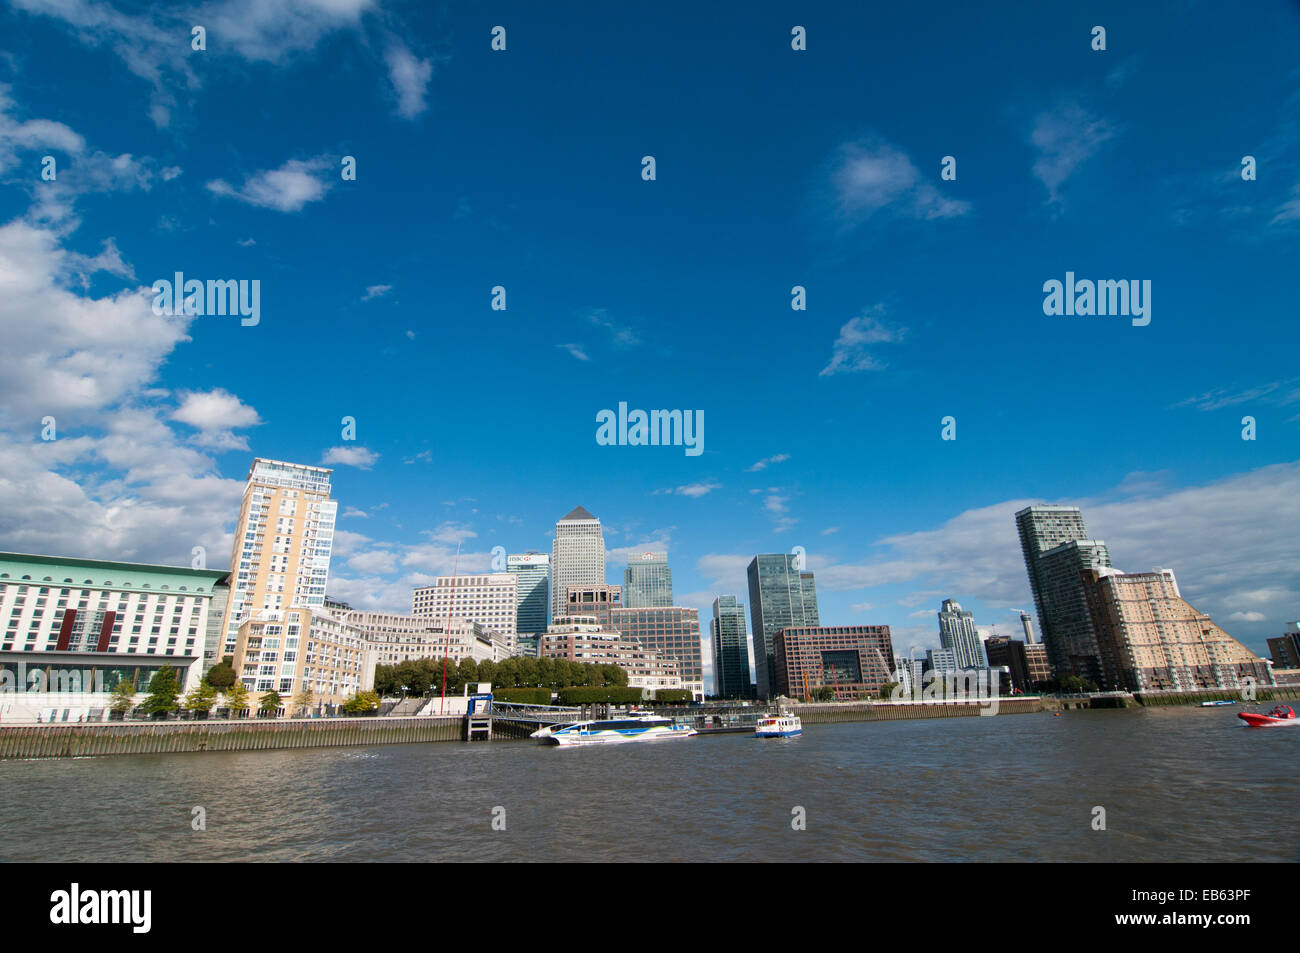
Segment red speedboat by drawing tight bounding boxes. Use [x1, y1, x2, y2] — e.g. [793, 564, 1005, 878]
[1238, 705, 1299, 727]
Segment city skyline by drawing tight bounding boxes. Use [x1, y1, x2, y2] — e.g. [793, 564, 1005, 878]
[0, 0, 1296, 675]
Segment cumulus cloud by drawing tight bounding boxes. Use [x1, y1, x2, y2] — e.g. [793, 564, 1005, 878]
[321, 445, 379, 469]
[812, 462, 1300, 651]
[385, 41, 433, 119]
[171, 389, 262, 451]
[207, 157, 334, 212]
[0, 213, 246, 566]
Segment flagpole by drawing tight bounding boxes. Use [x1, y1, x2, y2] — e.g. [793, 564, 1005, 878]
[441, 542, 461, 715]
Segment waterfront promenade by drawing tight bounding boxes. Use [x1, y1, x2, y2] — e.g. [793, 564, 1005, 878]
[5, 686, 1293, 759]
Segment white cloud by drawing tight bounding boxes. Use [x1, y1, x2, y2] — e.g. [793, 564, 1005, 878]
[585, 308, 640, 349]
[171, 389, 262, 451]
[556, 343, 590, 361]
[385, 41, 433, 119]
[747, 453, 790, 472]
[0, 211, 248, 566]
[207, 157, 333, 212]
[347, 548, 399, 576]
[0, 84, 84, 172]
[362, 284, 392, 301]
[657, 482, 720, 498]
[828, 137, 971, 223]
[0, 220, 191, 426]
[812, 462, 1300, 651]
[1030, 102, 1116, 206]
[1175, 378, 1300, 413]
[422, 522, 477, 546]
[820, 307, 906, 377]
[201, 0, 374, 62]
[1272, 183, 1300, 225]
[11, 0, 374, 126]
[321, 445, 379, 468]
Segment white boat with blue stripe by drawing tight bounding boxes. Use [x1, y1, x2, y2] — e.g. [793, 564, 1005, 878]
[755, 714, 802, 738]
[531, 710, 697, 746]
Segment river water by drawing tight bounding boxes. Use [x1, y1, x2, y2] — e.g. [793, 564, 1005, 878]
[1, 706, 1295, 862]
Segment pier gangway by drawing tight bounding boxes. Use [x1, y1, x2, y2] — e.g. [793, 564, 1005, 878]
[489, 702, 585, 727]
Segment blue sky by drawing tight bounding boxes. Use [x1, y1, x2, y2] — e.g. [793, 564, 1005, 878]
[0, 0, 1298, 685]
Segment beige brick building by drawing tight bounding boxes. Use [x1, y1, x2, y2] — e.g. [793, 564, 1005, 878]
[1082, 568, 1272, 692]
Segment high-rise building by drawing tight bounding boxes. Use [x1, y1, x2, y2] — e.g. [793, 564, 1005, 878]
[562, 584, 622, 628]
[1015, 506, 1109, 684]
[506, 552, 550, 637]
[0, 551, 228, 722]
[938, 599, 988, 670]
[551, 506, 606, 621]
[1081, 567, 1272, 692]
[747, 554, 820, 699]
[711, 595, 750, 699]
[412, 573, 518, 649]
[1019, 610, 1037, 644]
[609, 605, 704, 700]
[540, 615, 681, 690]
[223, 459, 337, 658]
[1036, 540, 1112, 684]
[1267, 623, 1300, 670]
[773, 625, 894, 700]
[624, 551, 673, 607]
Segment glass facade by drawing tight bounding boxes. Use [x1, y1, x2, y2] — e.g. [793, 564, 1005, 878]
[506, 553, 550, 636]
[623, 552, 673, 608]
[0, 656, 193, 693]
[747, 554, 820, 699]
[711, 595, 750, 698]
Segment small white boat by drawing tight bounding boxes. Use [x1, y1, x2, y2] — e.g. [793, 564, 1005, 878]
[1201, 700, 1236, 707]
[531, 709, 696, 746]
[755, 714, 802, 738]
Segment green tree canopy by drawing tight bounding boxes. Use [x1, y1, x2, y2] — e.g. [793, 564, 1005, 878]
[342, 690, 381, 713]
[258, 690, 283, 715]
[109, 677, 136, 714]
[205, 661, 237, 690]
[184, 681, 218, 713]
[141, 665, 181, 714]
[223, 681, 251, 712]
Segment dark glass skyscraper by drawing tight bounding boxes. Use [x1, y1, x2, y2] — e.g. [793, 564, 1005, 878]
[711, 595, 750, 698]
[1015, 506, 1111, 684]
[746, 554, 820, 699]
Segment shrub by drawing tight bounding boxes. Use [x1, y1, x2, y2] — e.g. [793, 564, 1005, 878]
[557, 686, 647, 706]
[492, 687, 554, 705]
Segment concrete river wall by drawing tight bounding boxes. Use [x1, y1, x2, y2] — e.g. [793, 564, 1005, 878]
[0, 715, 464, 759]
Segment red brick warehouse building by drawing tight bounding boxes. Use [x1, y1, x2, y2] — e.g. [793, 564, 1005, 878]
[773, 625, 895, 700]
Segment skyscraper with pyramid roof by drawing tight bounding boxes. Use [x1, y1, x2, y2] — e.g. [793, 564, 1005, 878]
[551, 506, 606, 621]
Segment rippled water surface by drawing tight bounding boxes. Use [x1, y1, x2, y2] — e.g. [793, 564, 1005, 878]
[2, 706, 1296, 862]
